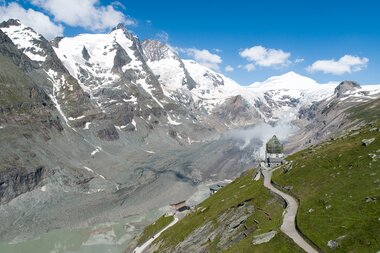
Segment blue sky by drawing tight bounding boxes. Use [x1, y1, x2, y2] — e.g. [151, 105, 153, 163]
[1, 0, 380, 85]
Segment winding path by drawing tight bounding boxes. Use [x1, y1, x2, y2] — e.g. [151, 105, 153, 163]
[133, 215, 179, 253]
[261, 167, 318, 253]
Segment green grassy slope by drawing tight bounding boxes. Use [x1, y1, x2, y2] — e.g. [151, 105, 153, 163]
[137, 215, 174, 246]
[273, 122, 380, 252]
[348, 98, 380, 122]
[151, 170, 304, 252]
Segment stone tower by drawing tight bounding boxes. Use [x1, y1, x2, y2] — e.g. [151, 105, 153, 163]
[265, 135, 284, 167]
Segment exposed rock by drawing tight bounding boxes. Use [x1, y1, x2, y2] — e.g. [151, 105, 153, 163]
[365, 196, 376, 203]
[215, 95, 261, 126]
[228, 214, 249, 230]
[362, 138, 375, 146]
[111, 44, 132, 73]
[283, 161, 293, 173]
[97, 125, 120, 141]
[252, 231, 277, 245]
[82, 46, 91, 61]
[327, 239, 339, 249]
[154, 202, 256, 253]
[334, 81, 361, 98]
[0, 167, 46, 204]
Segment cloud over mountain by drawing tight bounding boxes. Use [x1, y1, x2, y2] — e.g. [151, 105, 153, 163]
[240, 45, 291, 70]
[0, 2, 63, 39]
[307, 55, 369, 75]
[30, 0, 135, 31]
[185, 48, 222, 71]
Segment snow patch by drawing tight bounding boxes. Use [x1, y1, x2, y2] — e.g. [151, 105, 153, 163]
[45, 69, 70, 124]
[167, 115, 182, 125]
[83, 122, 92, 129]
[123, 96, 138, 104]
[68, 115, 85, 121]
[83, 166, 106, 179]
[91, 146, 102, 156]
[132, 119, 137, 130]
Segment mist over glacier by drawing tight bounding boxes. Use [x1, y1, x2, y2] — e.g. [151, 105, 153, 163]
[223, 119, 298, 159]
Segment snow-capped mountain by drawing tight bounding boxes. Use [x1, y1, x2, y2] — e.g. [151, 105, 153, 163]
[0, 19, 98, 128]
[1, 18, 379, 133]
[0, 19, 47, 63]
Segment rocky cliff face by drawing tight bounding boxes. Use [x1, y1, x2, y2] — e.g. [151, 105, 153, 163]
[334, 81, 361, 98]
[0, 19, 101, 132]
[0, 167, 46, 204]
[0, 29, 63, 204]
[289, 81, 379, 152]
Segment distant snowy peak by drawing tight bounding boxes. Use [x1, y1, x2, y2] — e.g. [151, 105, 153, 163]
[142, 40, 196, 94]
[142, 40, 179, 61]
[183, 60, 241, 91]
[250, 71, 319, 90]
[110, 23, 138, 41]
[182, 60, 243, 112]
[0, 19, 47, 63]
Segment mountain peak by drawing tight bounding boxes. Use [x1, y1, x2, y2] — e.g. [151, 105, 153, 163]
[142, 39, 179, 61]
[110, 23, 137, 41]
[280, 71, 301, 77]
[334, 81, 361, 98]
[0, 19, 22, 28]
[0, 19, 49, 63]
[251, 71, 319, 90]
[111, 23, 126, 31]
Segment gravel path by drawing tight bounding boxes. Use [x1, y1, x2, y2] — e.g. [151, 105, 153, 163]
[261, 167, 318, 253]
[133, 215, 179, 253]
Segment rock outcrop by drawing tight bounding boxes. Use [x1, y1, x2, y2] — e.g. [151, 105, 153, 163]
[0, 167, 46, 204]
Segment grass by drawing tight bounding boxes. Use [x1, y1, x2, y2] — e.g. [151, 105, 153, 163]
[348, 98, 380, 122]
[223, 232, 304, 253]
[137, 215, 174, 246]
[152, 169, 305, 252]
[272, 122, 380, 252]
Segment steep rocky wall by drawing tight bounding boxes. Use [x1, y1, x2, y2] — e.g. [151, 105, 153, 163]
[0, 166, 46, 204]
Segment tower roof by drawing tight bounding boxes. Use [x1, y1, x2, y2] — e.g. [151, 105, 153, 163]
[266, 135, 283, 154]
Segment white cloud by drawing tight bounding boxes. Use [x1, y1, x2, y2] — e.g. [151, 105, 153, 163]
[306, 55, 369, 75]
[295, 58, 304, 63]
[244, 63, 255, 72]
[30, 0, 135, 31]
[225, 65, 234, 72]
[240, 45, 291, 68]
[185, 48, 222, 71]
[0, 2, 63, 39]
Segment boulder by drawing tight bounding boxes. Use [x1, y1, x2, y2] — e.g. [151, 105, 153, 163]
[252, 231, 277, 245]
[327, 240, 339, 249]
[362, 138, 375, 146]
